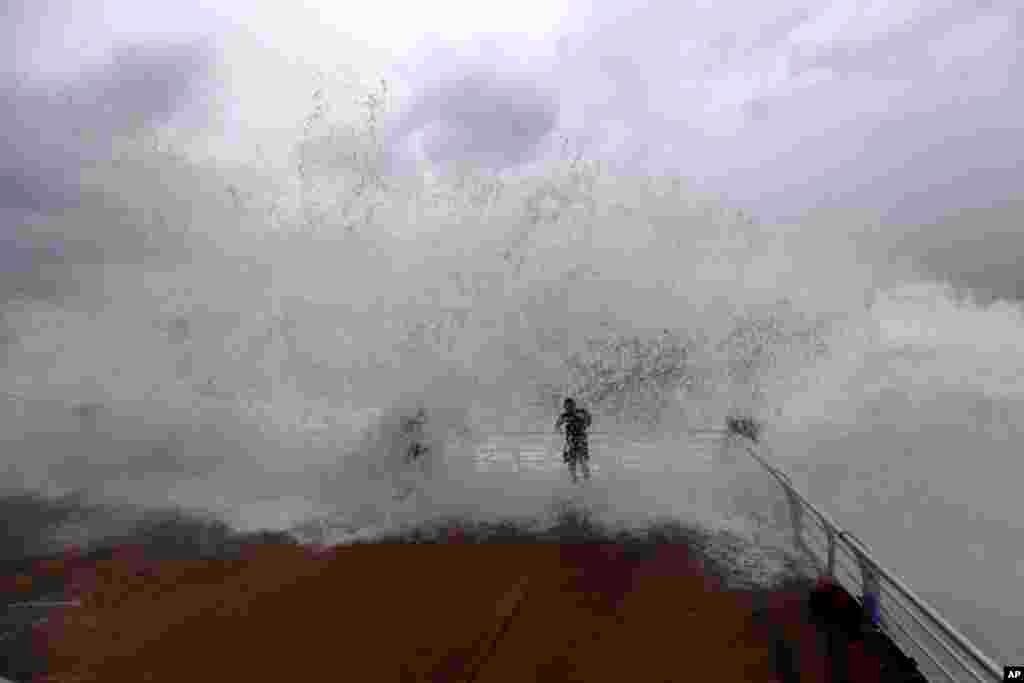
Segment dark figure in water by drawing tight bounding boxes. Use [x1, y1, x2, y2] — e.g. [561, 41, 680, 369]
[402, 407, 430, 464]
[555, 398, 592, 483]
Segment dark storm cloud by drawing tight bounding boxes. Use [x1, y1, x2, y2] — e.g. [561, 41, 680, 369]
[1, 0, 217, 303]
[387, 40, 560, 173]
[876, 199, 1024, 304]
[0, 40, 215, 213]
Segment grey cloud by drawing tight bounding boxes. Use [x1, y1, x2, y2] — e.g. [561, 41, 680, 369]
[68, 40, 215, 137]
[388, 48, 560, 173]
[1, 1, 216, 305]
[872, 199, 1024, 304]
[0, 228, 66, 301]
[751, 7, 815, 51]
[789, 3, 1013, 81]
[0, 39, 215, 213]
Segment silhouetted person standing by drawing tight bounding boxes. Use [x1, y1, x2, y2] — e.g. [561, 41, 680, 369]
[555, 398, 592, 483]
[394, 406, 430, 502]
[402, 407, 429, 464]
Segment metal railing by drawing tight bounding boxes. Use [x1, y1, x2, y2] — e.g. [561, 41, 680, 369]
[726, 432, 1004, 683]
[483, 427, 1005, 680]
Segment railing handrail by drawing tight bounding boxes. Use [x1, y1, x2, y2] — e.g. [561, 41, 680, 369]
[727, 433, 1004, 681]
[475, 428, 728, 436]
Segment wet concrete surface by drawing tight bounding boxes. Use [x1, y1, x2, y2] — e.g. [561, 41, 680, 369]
[2, 540, 929, 682]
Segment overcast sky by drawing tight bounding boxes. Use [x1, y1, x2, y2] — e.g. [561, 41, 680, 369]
[2, 0, 1022, 299]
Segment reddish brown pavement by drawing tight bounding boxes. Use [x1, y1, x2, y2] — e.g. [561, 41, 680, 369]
[24, 541, 901, 683]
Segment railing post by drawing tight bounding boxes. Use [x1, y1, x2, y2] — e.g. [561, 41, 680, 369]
[855, 548, 882, 627]
[785, 485, 803, 547]
[781, 477, 821, 576]
[825, 525, 837, 579]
